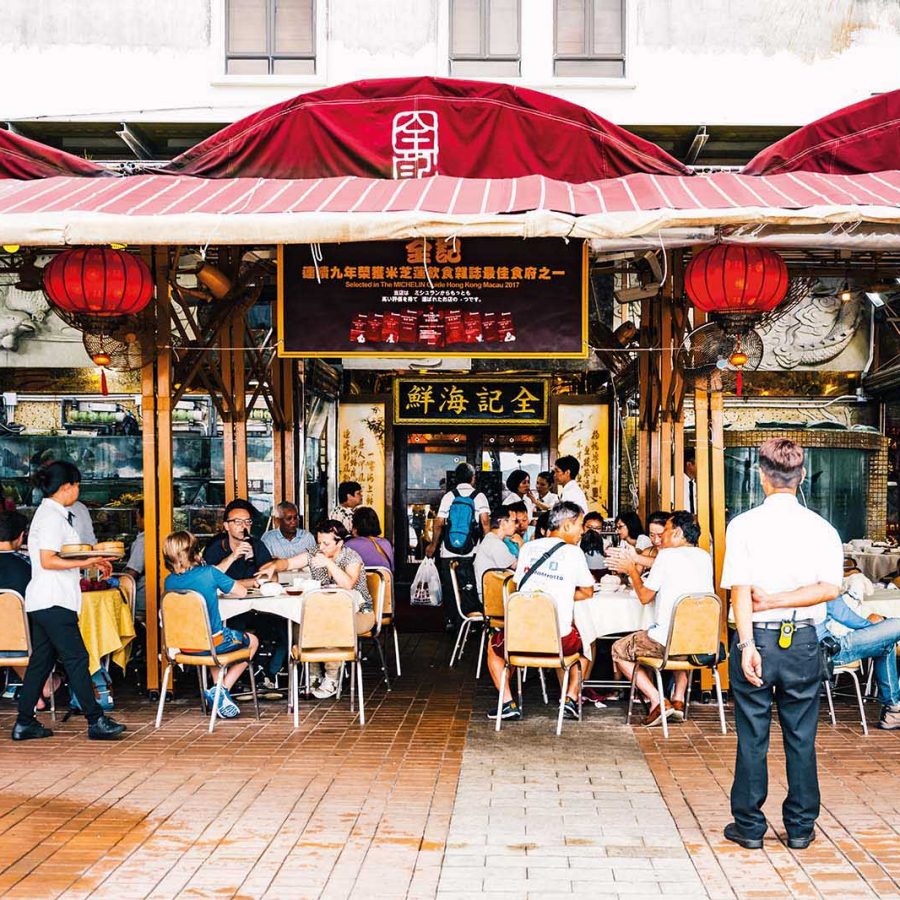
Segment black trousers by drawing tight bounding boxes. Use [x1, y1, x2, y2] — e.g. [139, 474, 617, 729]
[438, 556, 480, 623]
[17, 606, 103, 726]
[729, 626, 823, 839]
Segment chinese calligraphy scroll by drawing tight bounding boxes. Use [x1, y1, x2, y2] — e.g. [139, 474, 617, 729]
[278, 238, 587, 358]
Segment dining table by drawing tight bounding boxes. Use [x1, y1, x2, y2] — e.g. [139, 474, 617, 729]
[573, 586, 656, 663]
[79, 587, 136, 675]
[844, 547, 900, 582]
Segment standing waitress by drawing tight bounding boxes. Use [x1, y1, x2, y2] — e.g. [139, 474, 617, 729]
[11, 461, 126, 741]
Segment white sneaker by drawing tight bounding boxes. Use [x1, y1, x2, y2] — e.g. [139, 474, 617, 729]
[311, 677, 338, 699]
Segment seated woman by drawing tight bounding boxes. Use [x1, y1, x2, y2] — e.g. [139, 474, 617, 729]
[614, 510, 652, 552]
[256, 519, 374, 700]
[345, 506, 394, 571]
[163, 531, 259, 719]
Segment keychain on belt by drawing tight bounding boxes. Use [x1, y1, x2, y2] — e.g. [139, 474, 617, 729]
[778, 611, 797, 650]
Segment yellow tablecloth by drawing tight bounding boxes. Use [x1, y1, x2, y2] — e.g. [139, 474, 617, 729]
[79, 588, 135, 675]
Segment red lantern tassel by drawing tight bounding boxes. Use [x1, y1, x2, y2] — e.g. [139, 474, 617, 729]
[100, 368, 109, 396]
[735, 368, 743, 397]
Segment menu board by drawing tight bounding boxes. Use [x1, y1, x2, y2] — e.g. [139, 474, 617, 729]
[278, 238, 587, 358]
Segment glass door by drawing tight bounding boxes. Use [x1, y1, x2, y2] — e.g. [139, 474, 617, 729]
[480, 431, 546, 497]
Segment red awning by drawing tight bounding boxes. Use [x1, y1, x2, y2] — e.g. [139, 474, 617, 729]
[743, 89, 900, 176]
[0, 129, 108, 179]
[157, 76, 689, 182]
[0, 170, 896, 217]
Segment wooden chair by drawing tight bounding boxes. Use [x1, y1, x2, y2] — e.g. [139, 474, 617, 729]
[476, 568, 514, 680]
[625, 592, 726, 739]
[823, 658, 868, 735]
[368, 565, 401, 676]
[448, 560, 486, 668]
[155, 590, 260, 732]
[290, 589, 365, 729]
[361, 568, 391, 690]
[496, 591, 583, 736]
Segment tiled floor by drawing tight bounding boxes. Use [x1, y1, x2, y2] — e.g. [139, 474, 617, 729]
[1, 635, 899, 899]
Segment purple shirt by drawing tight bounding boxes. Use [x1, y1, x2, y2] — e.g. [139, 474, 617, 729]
[344, 536, 394, 571]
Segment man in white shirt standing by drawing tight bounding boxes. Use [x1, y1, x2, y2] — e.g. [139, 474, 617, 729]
[553, 455, 589, 515]
[683, 449, 697, 516]
[426, 463, 490, 627]
[721, 438, 842, 851]
[610, 511, 714, 726]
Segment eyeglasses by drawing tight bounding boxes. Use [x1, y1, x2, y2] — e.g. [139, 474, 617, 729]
[226, 517, 253, 526]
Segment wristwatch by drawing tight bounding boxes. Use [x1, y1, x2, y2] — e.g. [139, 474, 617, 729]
[736, 638, 756, 651]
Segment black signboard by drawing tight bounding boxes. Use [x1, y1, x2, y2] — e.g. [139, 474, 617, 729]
[394, 377, 549, 426]
[277, 238, 587, 358]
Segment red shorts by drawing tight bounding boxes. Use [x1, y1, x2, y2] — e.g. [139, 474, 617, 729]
[490, 625, 583, 659]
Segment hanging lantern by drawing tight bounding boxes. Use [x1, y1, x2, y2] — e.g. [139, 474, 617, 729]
[728, 341, 750, 397]
[43, 247, 153, 323]
[685, 245, 789, 319]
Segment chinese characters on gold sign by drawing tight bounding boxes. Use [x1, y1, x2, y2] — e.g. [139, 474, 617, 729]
[278, 238, 587, 358]
[394, 378, 548, 426]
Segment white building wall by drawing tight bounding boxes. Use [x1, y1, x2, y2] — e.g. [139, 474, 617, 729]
[0, 0, 897, 126]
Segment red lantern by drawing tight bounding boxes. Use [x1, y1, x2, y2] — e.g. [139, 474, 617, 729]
[685, 245, 788, 316]
[43, 248, 153, 319]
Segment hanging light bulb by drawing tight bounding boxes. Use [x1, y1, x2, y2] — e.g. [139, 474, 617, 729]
[839, 279, 853, 302]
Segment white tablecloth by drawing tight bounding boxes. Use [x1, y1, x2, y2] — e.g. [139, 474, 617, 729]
[844, 549, 900, 582]
[860, 588, 900, 620]
[573, 589, 656, 662]
[219, 593, 305, 625]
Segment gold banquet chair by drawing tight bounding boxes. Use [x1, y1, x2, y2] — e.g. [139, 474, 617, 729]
[362, 568, 391, 689]
[290, 589, 365, 729]
[0, 590, 50, 714]
[823, 658, 868, 736]
[496, 591, 583, 736]
[370, 565, 402, 677]
[625, 592, 726, 739]
[477, 568, 514, 680]
[449, 560, 486, 668]
[155, 590, 260, 733]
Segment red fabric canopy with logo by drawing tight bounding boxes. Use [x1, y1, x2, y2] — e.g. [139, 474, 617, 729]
[159, 76, 689, 182]
[0, 129, 108, 179]
[743, 89, 900, 176]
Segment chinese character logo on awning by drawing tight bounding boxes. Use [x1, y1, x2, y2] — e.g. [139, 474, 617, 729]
[392, 110, 439, 178]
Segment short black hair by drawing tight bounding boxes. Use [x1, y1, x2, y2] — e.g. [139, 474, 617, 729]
[223, 498, 255, 520]
[534, 510, 552, 537]
[453, 462, 475, 485]
[34, 460, 80, 497]
[583, 511, 604, 526]
[338, 481, 362, 503]
[505, 501, 528, 516]
[684, 449, 696, 465]
[351, 506, 381, 537]
[615, 510, 644, 540]
[489, 506, 514, 529]
[647, 510, 672, 527]
[315, 518, 350, 542]
[670, 510, 701, 546]
[0, 510, 26, 543]
[555, 455, 580, 478]
[537, 470, 553, 484]
[505, 469, 529, 493]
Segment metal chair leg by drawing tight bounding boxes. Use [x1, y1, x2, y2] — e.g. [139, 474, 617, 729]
[349, 659, 355, 712]
[449, 620, 468, 667]
[292, 659, 300, 729]
[711, 666, 727, 734]
[516, 666, 524, 713]
[197, 667, 207, 714]
[576, 664, 584, 722]
[625, 663, 638, 725]
[337, 662, 346, 701]
[496, 667, 508, 733]
[538, 667, 548, 704]
[848, 669, 868, 736]
[392, 626, 402, 676]
[824, 676, 837, 726]
[356, 658, 365, 725]
[655, 668, 668, 738]
[373, 636, 391, 691]
[208, 667, 226, 733]
[557, 667, 570, 736]
[684, 669, 694, 721]
[247, 657, 260, 720]
[475, 625, 487, 680]
[155, 664, 172, 728]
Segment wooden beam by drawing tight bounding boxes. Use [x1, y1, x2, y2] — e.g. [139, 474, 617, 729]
[231, 313, 249, 498]
[219, 318, 236, 504]
[709, 388, 727, 588]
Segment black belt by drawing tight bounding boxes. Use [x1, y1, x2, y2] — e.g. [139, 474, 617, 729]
[753, 619, 815, 631]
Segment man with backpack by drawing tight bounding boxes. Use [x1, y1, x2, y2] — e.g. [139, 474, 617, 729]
[426, 462, 490, 629]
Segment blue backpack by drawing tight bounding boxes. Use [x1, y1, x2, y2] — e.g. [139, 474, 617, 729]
[443, 488, 478, 554]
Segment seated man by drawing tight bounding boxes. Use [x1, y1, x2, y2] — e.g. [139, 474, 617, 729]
[262, 501, 316, 562]
[473, 507, 518, 599]
[486, 501, 595, 722]
[752, 586, 900, 731]
[842, 556, 874, 601]
[609, 511, 714, 727]
[203, 499, 272, 584]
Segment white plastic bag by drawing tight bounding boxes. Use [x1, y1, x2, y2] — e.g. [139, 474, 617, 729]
[410, 557, 442, 606]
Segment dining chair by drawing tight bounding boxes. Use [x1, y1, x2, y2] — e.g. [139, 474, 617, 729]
[823, 658, 868, 735]
[448, 560, 486, 667]
[362, 568, 390, 689]
[156, 590, 260, 732]
[0, 590, 50, 714]
[625, 592, 726, 739]
[366, 565, 401, 676]
[496, 590, 583, 736]
[290, 589, 365, 729]
[477, 568, 513, 680]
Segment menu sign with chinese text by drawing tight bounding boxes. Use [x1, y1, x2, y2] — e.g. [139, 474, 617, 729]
[394, 377, 549, 426]
[278, 238, 587, 358]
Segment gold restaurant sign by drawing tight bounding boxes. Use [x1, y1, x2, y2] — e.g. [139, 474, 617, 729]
[394, 377, 549, 426]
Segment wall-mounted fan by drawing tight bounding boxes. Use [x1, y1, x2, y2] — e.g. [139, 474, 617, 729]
[675, 321, 764, 396]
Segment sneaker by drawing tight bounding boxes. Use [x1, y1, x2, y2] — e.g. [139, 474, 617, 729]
[563, 698, 581, 720]
[205, 687, 241, 718]
[580, 687, 608, 708]
[878, 704, 900, 730]
[311, 677, 338, 699]
[486, 700, 521, 721]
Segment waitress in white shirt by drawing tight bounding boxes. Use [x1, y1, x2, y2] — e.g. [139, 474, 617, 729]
[12, 461, 126, 743]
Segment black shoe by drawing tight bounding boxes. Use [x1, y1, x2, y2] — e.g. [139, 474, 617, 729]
[487, 700, 521, 721]
[787, 831, 815, 850]
[723, 822, 764, 849]
[88, 714, 127, 740]
[563, 698, 581, 720]
[11, 720, 53, 741]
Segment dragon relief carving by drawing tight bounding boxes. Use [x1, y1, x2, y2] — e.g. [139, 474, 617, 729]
[757, 280, 863, 370]
[0, 282, 52, 351]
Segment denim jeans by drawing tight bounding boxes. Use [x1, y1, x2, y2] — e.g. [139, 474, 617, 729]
[832, 617, 900, 707]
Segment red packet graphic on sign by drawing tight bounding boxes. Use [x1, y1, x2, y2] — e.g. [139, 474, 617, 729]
[418, 311, 445, 348]
[483, 311, 499, 343]
[350, 313, 368, 344]
[444, 310, 464, 344]
[365, 313, 383, 343]
[498, 312, 516, 342]
[399, 310, 418, 343]
[463, 311, 483, 343]
[381, 311, 401, 343]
